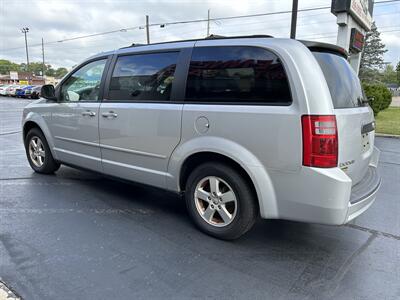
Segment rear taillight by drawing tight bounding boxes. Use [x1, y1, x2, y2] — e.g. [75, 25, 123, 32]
[301, 115, 338, 168]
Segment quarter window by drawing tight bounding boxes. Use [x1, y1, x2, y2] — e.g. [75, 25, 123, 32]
[108, 52, 179, 101]
[186, 46, 292, 104]
[313, 51, 365, 108]
[60, 59, 106, 102]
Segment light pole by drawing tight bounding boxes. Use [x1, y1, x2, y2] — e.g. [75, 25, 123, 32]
[21, 27, 30, 72]
[145, 15, 150, 44]
[290, 0, 298, 39]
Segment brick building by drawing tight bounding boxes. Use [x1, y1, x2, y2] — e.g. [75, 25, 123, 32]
[0, 71, 45, 85]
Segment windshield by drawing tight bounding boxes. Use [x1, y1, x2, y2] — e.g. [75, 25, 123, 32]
[313, 51, 365, 109]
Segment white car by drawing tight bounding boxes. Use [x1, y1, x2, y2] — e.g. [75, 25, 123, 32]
[0, 85, 11, 96]
[7, 85, 20, 96]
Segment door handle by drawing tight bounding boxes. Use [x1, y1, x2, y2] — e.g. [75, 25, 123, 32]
[102, 111, 118, 118]
[82, 110, 96, 117]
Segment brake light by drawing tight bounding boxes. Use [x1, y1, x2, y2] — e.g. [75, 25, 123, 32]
[301, 115, 338, 168]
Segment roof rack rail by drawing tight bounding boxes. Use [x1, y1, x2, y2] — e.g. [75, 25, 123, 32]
[119, 43, 146, 49]
[119, 34, 274, 49]
[205, 34, 273, 39]
[205, 34, 226, 39]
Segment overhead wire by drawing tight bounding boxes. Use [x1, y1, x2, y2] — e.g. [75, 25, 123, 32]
[1, 0, 398, 52]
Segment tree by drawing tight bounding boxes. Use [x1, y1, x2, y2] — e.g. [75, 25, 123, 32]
[0, 59, 20, 74]
[54, 67, 68, 78]
[363, 83, 392, 116]
[45, 65, 55, 77]
[0, 59, 68, 78]
[25, 62, 48, 76]
[381, 64, 397, 84]
[396, 61, 400, 85]
[359, 22, 387, 83]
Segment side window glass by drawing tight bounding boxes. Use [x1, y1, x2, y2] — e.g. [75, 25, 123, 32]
[108, 52, 179, 101]
[186, 46, 292, 104]
[60, 59, 107, 102]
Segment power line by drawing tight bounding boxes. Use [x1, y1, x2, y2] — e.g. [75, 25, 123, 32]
[211, 10, 398, 31]
[299, 28, 400, 39]
[2, 0, 398, 52]
[1, 5, 331, 51]
[147, 0, 399, 28]
[1, 0, 400, 51]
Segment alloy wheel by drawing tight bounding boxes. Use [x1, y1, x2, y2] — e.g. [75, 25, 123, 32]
[194, 176, 237, 227]
[28, 136, 45, 168]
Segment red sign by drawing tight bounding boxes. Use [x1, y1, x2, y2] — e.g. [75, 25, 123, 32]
[350, 28, 365, 53]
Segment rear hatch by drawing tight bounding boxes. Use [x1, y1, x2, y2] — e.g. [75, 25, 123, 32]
[313, 51, 375, 185]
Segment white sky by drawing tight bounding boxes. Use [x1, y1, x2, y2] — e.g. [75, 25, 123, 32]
[0, 0, 399, 69]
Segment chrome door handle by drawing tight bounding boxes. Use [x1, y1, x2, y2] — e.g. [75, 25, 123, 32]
[82, 110, 96, 117]
[102, 111, 118, 118]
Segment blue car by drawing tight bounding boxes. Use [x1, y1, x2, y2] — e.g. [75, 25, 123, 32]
[16, 85, 34, 98]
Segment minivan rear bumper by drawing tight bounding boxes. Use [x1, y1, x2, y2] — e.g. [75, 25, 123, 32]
[345, 145, 381, 223]
[345, 165, 381, 222]
[266, 147, 381, 225]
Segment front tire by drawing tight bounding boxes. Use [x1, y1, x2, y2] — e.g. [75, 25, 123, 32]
[185, 162, 258, 240]
[25, 128, 60, 174]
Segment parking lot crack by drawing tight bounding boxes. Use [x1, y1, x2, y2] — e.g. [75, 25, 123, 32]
[0, 130, 21, 136]
[304, 232, 378, 299]
[0, 177, 36, 181]
[324, 233, 377, 297]
[345, 223, 400, 241]
[0, 234, 46, 299]
[380, 161, 400, 166]
[381, 149, 400, 155]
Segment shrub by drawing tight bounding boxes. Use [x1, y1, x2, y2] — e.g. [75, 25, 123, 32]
[362, 83, 392, 115]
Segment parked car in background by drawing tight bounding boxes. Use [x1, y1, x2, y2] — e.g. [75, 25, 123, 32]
[0, 85, 11, 96]
[30, 86, 42, 99]
[16, 85, 34, 98]
[6, 85, 20, 97]
[24, 85, 34, 98]
[16, 85, 27, 97]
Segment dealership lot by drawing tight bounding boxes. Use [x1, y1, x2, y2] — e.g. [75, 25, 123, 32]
[0, 96, 399, 299]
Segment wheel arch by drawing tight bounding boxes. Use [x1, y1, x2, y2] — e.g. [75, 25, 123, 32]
[167, 137, 278, 218]
[179, 151, 256, 198]
[23, 121, 41, 140]
[22, 113, 58, 159]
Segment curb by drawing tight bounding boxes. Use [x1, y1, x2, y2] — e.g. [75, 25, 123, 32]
[375, 133, 400, 139]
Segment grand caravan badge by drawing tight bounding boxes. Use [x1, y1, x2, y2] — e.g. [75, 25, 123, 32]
[339, 160, 355, 171]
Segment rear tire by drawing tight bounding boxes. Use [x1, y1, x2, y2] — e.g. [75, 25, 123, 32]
[25, 128, 60, 174]
[185, 162, 258, 240]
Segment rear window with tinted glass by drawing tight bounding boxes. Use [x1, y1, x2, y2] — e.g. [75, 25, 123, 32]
[313, 52, 365, 108]
[186, 46, 292, 105]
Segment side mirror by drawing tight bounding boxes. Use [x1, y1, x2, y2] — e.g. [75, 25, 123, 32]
[41, 84, 57, 101]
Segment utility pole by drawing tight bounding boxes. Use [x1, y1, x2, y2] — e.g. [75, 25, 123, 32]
[42, 38, 45, 81]
[290, 0, 298, 39]
[146, 15, 150, 44]
[207, 9, 210, 36]
[21, 27, 30, 71]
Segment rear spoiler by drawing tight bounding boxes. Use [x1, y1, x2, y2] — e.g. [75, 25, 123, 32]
[299, 40, 348, 59]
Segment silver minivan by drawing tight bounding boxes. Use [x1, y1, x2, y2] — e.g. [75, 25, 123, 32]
[22, 35, 381, 239]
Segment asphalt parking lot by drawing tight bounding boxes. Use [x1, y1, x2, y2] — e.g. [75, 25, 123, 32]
[0, 96, 399, 300]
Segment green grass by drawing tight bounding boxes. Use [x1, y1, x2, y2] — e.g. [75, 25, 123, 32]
[375, 107, 400, 136]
